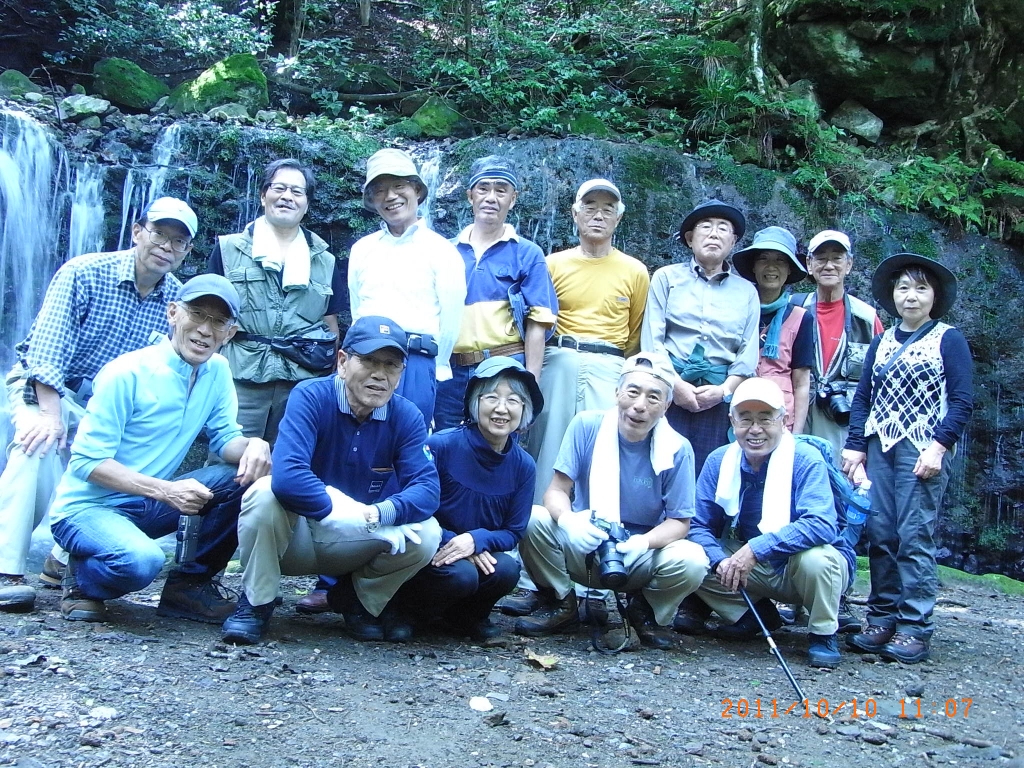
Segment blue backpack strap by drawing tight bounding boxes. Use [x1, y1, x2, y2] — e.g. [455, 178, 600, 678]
[793, 434, 855, 531]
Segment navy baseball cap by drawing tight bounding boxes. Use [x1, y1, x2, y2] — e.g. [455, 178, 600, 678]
[343, 316, 408, 357]
[178, 274, 240, 319]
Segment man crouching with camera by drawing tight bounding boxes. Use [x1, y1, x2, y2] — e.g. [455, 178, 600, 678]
[514, 353, 709, 649]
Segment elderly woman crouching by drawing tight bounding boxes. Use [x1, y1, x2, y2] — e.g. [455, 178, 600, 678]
[841, 253, 973, 664]
[393, 357, 542, 640]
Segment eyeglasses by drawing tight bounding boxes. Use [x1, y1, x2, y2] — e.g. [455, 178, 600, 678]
[479, 393, 525, 409]
[354, 354, 405, 374]
[143, 226, 192, 253]
[810, 253, 849, 264]
[733, 414, 781, 429]
[180, 305, 234, 332]
[266, 183, 307, 198]
[580, 203, 618, 218]
[370, 180, 414, 198]
[693, 221, 735, 236]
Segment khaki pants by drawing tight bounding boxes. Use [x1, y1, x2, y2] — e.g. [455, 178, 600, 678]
[519, 505, 709, 626]
[696, 537, 848, 635]
[0, 366, 84, 575]
[237, 476, 442, 616]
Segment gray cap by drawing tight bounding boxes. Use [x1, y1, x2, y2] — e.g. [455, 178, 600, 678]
[178, 274, 240, 319]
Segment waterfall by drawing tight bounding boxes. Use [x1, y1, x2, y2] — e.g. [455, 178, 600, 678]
[0, 111, 67, 454]
[117, 123, 183, 248]
[67, 161, 107, 259]
[410, 145, 443, 230]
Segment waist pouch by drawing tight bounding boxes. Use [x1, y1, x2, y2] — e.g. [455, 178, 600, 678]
[235, 330, 338, 375]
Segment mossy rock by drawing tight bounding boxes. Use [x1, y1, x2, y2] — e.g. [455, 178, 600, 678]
[0, 69, 40, 98]
[411, 96, 472, 138]
[168, 54, 268, 116]
[328, 64, 400, 95]
[93, 58, 169, 110]
[385, 119, 424, 139]
[566, 112, 613, 138]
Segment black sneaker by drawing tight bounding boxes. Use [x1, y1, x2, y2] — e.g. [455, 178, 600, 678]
[0, 574, 36, 613]
[808, 633, 842, 667]
[157, 573, 237, 624]
[711, 599, 783, 641]
[222, 593, 275, 645]
[327, 578, 384, 641]
[626, 595, 674, 650]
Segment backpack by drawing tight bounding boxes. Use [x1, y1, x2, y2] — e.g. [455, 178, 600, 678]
[793, 434, 869, 533]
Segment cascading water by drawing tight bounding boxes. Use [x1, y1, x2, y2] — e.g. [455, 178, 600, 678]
[117, 123, 183, 248]
[410, 145, 443, 230]
[67, 162, 107, 259]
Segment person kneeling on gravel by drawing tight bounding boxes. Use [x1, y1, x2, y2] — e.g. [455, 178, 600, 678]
[221, 316, 442, 645]
[514, 352, 709, 650]
[49, 275, 272, 624]
[683, 378, 856, 668]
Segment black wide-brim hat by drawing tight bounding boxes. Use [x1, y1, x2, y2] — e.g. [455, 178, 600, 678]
[871, 253, 958, 320]
[678, 198, 746, 241]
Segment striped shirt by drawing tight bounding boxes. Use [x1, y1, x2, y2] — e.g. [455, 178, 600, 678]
[15, 249, 181, 400]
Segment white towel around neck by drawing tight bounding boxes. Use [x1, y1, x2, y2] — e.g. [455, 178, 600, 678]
[714, 431, 796, 534]
[587, 408, 685, 523]
[251, 215, 311, 291]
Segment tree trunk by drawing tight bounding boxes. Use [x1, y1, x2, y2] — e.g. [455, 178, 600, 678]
[359, 0, 371, 27]
[748, 0, 766, 95]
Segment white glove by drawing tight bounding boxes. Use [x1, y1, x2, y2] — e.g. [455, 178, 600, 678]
[615, 535, 650, 570]
[320, 486, 376, 541]
[372, 523, 424, 555]
[557, 510, 608, 556]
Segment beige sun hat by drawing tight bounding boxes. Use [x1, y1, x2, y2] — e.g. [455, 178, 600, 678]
[362, 148, 427, 211]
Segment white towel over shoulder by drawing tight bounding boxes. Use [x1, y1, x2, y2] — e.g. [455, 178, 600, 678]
[714, 431, 795, 534]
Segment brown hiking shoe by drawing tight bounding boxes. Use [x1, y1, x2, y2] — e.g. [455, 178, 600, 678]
[39, 553, 66, 589]
[157, 572, 236, 624]
[846, 623, 896, 653]
[514, 592, 579, 637]
[0, 574, 36, 613]
[60, 562, 105, 622]
[497, 588, 540, 617]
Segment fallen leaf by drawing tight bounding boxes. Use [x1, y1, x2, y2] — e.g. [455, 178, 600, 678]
[525, 648, 558, 670]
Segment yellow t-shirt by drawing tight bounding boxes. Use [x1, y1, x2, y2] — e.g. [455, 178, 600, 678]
[547, 247, 650, 355]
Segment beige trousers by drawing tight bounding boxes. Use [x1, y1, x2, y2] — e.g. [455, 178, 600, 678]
[519, 505, 709, 626]
[237, 476, 441, 616]
[696, 537, 847, 635]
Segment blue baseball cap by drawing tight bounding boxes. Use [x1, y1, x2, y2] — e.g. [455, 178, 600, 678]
[178, 274, 240, 319]
[343, 316, 408, 357]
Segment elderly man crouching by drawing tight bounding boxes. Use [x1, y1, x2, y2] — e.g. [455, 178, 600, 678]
[221, 317, 441, 645]
[514, 352, 709, 649]
[683, 378, 855, 667]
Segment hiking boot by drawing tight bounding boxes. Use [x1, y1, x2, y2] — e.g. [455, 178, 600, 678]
[327, 578, 385, 641]
[626, 595, 674, 650]
[295, 589, 331, 614]
[380, 601, 414, 643]
[808, 633, 842, 667]
[60, 562, 105, 622]
[880, 632, 930, 664]
[514, 592, 580, 637]
[777, 603, 808, 627]
[0, 574, 36, 613]
[497, 588, 540, 617]
[846, 623, 896, 653]
[578, 592, 610, 625]
[711, 599, 783, 641]
[156, 572, 236, 624]
[222, 593, 275, 645]
[837, 597, 862, 634]
[38, 554, 66, 589]
[673, 593, 711, 635]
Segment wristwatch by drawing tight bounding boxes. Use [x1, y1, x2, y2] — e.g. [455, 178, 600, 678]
[365, 506, 380, 534]
[722, 391, 733, 404]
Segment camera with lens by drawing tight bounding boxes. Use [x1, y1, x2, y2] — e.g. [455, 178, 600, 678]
[817, 382, 851, 425]
[589, 512, 630, 589]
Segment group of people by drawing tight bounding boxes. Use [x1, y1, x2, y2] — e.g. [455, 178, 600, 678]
[0, 147, 972, 670]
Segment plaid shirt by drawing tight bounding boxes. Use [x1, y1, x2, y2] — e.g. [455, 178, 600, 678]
[15, 249, 182, 401]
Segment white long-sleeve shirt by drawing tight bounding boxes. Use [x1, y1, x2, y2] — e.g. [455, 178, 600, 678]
[348, 220, 467, 381]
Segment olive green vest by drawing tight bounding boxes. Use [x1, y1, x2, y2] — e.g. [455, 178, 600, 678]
[220, 224, 337, 383]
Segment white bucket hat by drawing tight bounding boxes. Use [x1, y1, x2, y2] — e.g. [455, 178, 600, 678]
[362, 148, 427, 211]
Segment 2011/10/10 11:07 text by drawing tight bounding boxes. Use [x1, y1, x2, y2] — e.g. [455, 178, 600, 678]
[721, 698, 973, 718]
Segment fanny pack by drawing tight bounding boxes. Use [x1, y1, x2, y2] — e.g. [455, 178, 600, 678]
[235, 329, 338, 375]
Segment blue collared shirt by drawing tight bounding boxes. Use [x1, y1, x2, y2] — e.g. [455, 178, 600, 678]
[16, 249, 181, 399]
[50, 338, 241, 523]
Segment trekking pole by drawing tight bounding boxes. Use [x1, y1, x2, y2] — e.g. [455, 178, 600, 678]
[739, 587, 807, 704]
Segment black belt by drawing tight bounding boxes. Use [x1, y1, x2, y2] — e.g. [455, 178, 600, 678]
[546, 335, 624, 357]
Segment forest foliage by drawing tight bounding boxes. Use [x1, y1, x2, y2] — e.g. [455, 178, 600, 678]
[31, 0, 1024, 243]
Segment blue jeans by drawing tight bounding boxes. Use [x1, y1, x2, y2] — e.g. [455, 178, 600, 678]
[51, 464, 245, 601]
[395, 354, 437, 430]
[434, 353, 526, 432]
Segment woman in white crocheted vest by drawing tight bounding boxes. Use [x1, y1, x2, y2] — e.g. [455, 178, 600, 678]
[840, 253, 973, 665]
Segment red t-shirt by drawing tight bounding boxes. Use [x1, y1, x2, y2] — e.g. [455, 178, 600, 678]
[817, 298, 884, 369]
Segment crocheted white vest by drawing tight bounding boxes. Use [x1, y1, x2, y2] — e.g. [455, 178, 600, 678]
[864, 323, 950, 452]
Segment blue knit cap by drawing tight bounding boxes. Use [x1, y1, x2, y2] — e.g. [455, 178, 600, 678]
[468, 155, 518, 190]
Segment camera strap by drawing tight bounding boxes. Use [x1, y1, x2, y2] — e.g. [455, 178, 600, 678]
[588, 589, 634, 655]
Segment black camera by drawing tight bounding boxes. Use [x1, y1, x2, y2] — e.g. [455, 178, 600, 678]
[818, 383, 851, 425]
[589, 513, 630, 589]
[175, 514, 201, 564]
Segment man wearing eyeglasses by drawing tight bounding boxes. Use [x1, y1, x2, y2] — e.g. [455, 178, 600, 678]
[348, 148, 467, 430]
[0, 197, 196, 615]
[683, 378, 855, 668]
[48, 275, 272, 623]
[793, 231, 883, 460]
[222, 316, 442, 645]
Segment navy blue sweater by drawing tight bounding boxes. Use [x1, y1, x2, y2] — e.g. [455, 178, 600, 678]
[427, 425, 535, 554]
[271, 376, 440, 523]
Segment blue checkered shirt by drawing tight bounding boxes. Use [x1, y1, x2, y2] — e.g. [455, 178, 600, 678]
[15, 249, 182, 401]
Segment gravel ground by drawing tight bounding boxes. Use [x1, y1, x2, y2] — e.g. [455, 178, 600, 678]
[1, 570, 1022, 768]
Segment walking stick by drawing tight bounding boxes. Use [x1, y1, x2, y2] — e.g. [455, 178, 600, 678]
[739, 587, 807, 704]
